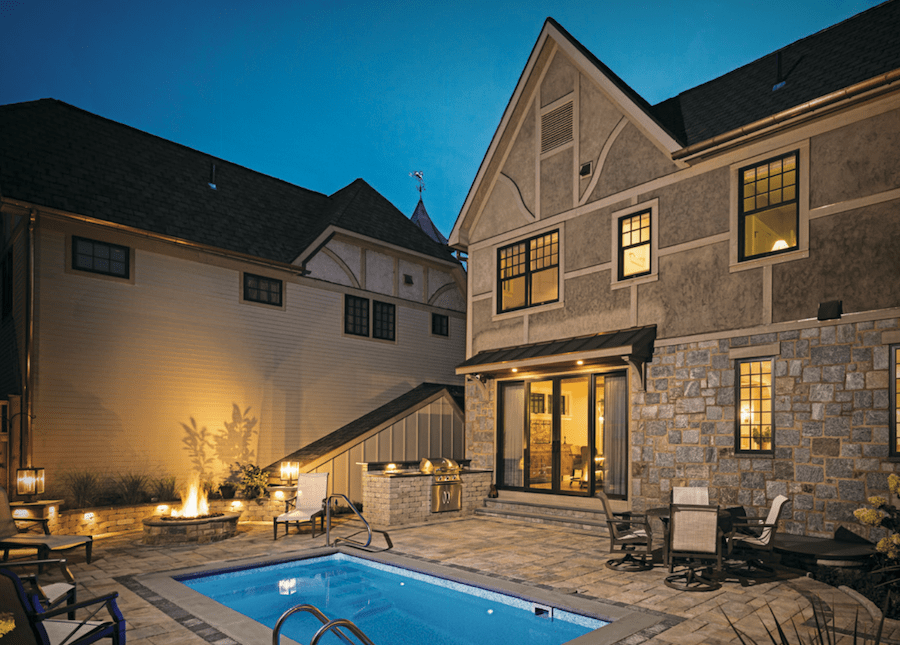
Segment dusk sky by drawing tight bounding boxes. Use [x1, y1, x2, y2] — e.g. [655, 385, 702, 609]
[1, 0, 881, 239]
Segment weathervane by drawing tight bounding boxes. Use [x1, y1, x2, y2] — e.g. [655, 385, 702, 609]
[410, 171, 425, 196]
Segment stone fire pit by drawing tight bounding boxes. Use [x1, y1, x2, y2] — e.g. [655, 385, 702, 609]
[142, 512, 240, 545]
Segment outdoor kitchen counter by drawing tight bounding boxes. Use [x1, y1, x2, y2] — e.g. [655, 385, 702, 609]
[361, 463, 492, 527]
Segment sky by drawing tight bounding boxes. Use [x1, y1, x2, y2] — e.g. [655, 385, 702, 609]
[0, 0, 882, 239]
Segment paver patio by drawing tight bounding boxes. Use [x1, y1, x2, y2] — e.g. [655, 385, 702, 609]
[8, 516, 900, 645]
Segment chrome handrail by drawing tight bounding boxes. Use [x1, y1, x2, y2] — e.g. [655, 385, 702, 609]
[272, 604, 354, 645]
[310, 618, 376, 645]
[326, 493, 371, 547]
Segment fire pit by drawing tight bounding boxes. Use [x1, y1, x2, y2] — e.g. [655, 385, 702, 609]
[141, 479, 240, 545]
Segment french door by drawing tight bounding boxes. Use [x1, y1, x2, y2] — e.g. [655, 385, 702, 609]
[498, 371, 628, 498]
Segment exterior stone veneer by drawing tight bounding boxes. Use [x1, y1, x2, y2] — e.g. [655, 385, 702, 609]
[363, 470, 492, 527]
[464, 317, 900, 540]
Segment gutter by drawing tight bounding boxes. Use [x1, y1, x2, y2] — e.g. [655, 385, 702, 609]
[23, 210, 34, 469]
[672, 67, 900, 161]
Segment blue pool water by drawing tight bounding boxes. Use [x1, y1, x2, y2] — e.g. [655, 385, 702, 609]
[180, 553, 606, 645]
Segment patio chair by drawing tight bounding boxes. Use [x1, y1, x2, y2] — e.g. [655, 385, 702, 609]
[671, 486, 709, 505]
[597, 492, 653, 571]
[0, 487, 93, 564]
[273, 472, 329, 540]
[4, 559, 77, 619]
[0, 566, 125, 645]
[665, 503, 723, 592]
[726, 494, 789, 579]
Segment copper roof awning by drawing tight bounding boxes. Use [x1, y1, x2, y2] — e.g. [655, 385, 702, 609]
[456, 325, 656, 377]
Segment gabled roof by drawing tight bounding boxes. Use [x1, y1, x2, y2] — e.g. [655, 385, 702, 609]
[0, 99, 457, 265]
[410, 198, 449, 245]
[267, 382, 464, 471]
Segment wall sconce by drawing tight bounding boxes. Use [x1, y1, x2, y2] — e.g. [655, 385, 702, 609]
[231, 500, 243, 510]
[274, 490, 285, 500]
[157, 505, 169, 513]
[16, 468, 45, 497]
[280, 462, 299, 485]
[84, 512, 95, 521]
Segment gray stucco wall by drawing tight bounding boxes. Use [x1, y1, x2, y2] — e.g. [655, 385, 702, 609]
[541, 148, 573, 218]
[471, 298, 524, 354]
[650, 167, 730, 248]
[503, 100, 536, 214]
[541, 52, 576, 107]
[773, 201, 900, 322]
[591, 123, 679, 201]
[528, 271, 631, 342]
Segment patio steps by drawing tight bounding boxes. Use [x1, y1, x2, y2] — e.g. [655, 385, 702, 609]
[475, 498, 611, 535]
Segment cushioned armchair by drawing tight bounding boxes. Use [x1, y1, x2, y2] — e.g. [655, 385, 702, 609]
[726, 494, 789, 579]
[598, 492, 653, 571]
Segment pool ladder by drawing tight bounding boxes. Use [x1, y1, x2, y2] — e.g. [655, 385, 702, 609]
[273, 604, 375, 645]
[325, 493, 393, 551]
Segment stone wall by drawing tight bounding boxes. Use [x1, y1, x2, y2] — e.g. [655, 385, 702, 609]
[466, 380, 496, 471]
[363, 470, 492, 527]
[633, 318, 899, 539]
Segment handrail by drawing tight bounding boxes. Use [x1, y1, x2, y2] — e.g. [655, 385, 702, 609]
[310, 618, 376, 645]
[272, 604, 354, 645]
[326, 493, 372, 548]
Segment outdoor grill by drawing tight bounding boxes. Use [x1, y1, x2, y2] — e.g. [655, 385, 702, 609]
[419, 457, 462, 512]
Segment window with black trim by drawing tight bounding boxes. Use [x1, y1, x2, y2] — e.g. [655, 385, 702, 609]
[372, 300, 395, 341]
[243, 273, 282, 306]
[618, 210, 651, 279]
[891, 346, 900, 457]
[738, 151, 798, 261]
[431, 313, 449, 337]
[344, 295, 369, 337]
[498, 230, 558, 313]
[72, 236, 129, 278]
[735, 358, 774, 454]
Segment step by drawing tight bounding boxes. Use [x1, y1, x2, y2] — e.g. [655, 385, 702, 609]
[476, 499, 611, 534]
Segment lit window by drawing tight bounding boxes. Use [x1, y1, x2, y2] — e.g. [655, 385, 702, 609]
[432, 313, 449, 337]
[72, 236, 129, 278]
[498, 231, 558, 313]
[736, 358, 774, 454]
[344, 295, 368, 337]
[243, 273, 282, 306]
[738, 152, 798, 261]
[373, 301, 395, 341]
[618, 210, 651, 279]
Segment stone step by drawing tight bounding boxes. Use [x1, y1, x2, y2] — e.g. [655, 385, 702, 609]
[475, 498, 611, 534]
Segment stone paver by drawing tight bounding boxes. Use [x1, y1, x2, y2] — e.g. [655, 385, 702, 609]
[6, 516, 895, 644]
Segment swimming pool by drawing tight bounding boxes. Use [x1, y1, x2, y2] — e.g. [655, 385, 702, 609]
[179, 553, 605, 644]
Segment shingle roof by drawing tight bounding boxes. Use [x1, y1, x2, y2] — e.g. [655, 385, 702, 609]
[267, 382, 464, 470]
[0, 99, 457, 265]
[650, 0, 900, 146]
[410, 198, 449, 245]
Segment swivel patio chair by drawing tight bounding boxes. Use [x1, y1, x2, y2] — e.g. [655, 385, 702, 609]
[665, 503, 723, 592]
[0, 487, 93, 564]
[726, 494, 789, 579]
[671, 486, 709, 505]
[0, 566, 125, 645]
[598, 492, 653, 571]
[273, 472, 329, 539]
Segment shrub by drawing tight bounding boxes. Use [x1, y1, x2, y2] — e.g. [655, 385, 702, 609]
[62, 470, 103, 508]
[237, 463, 269, 499]
[150, 475, 178, 502]
[115, 473, 149, 505]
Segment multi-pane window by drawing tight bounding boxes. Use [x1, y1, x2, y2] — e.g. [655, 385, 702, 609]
[498, 230, 559, 313]
[243, 273, 282, 306]
[892, 346, 900, 457]
[344, 295, 369, 337]
[372, 301, 395, 341]
[736, 359, 774, 453]
[72, 236, 129, 278]
[618, 210, 651, 279]
[432, 313, 449, 337]
[739, 151, 798, 261]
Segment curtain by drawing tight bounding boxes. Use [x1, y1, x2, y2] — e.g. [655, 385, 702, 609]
[605, 374, 628, 497]
[501, 384, 524, 487]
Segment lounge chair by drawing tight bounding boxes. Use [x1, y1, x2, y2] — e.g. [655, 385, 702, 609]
[665, 503, 722, 592]
[598, 491, 653, 571]
[0, 487, 93, 564]
[0, 565, 124, 645]
[4, 559, 77, 619]
[273, 472, 329, 539]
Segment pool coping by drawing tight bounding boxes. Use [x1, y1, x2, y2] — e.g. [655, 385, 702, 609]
[130, 547, 680, 645]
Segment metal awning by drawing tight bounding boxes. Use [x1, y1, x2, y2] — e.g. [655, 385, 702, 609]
[456, 325, 656, 381]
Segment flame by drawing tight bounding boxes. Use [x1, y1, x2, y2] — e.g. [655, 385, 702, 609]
[172, 478, 209, 518]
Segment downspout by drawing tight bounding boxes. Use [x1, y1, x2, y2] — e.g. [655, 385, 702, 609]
[22, 209, 35, 469]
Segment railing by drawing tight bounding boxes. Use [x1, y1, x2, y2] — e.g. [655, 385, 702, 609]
[325, 494, 392, 551]
[272, 604, 374, 645]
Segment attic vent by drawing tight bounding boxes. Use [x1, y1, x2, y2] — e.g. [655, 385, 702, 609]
[541, 102, 574, 154]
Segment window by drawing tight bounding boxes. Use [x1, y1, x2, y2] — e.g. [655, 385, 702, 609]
[738, 151, 798, 261]
[498, 230, 558, 313]
[243, 273, 282, 306]
[431, 313, 449, 337]
[72, 236, 129, 278]
[344, 295, 369, 337]
[892, 346, 900, 457]
[372, 301, 395, 341]
[735, 358, 774, 454]
[618, 210, 651, 279]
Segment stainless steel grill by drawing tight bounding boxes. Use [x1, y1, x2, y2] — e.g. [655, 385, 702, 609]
[420, 457, 462, 512]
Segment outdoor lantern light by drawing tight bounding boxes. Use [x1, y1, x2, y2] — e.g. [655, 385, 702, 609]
[280, 462, 299, 485]
[16, 467, 45, 496]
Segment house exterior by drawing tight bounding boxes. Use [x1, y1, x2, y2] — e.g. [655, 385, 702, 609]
[0, 99, 466, 496]
[450, 3, 900, 537]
